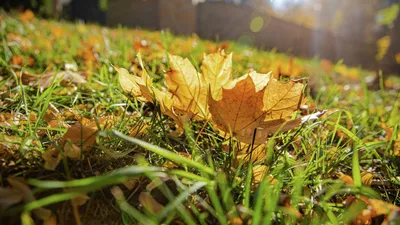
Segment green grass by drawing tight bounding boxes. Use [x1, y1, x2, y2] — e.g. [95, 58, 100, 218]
[0, 11, 399, 225]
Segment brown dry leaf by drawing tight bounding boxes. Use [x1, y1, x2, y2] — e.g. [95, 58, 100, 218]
[338, 173, 354, 185]
[138, 192, 165, 214]
[122, 177, 139, 190]
[44, 115, 129, 167]
[119, 57, 191, 132]
[367, 198, 400, 217]
[139, 178, 179, 214]
[279, 195, 303, 219]
[61, 121, 97, 151]
[71, 194, 89, 206]
[0, 184, 24, 210]
[0, 134, 22, 154]
[0, 177, 55, 222]
[81, 115, 116, 130]
[34, 207, 53, 221]
[0, 112, 31, 127]
[43, 103, 62, 122]
[320, 59, 333, 73]
[270, 59, 304, 79]
[21, 71, 86, 90]
[43, 214, 57, 225]
[42, 120, 99, 168]
[42, 147, 62, 170]
[63, 140, 81, 160]
[228, 217, 243, 225]
[339, 171, 374, 187]
[129, 123, 148, 137]
[345, 196, 400, 225]
[71, 194, 88, 225]
[361, 172, 374, 187]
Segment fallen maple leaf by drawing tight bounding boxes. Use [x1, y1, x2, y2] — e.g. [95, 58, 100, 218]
[209, 74, 266, 144]
[119, 51, 308, 143]
[209, 73, 304, 144]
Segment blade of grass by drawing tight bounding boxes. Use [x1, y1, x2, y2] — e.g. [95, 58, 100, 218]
[23, 192, 82, 212]
[112, 186, 157, 225]
[352, 141, 362, 187]
[28, 166, 163, 188]
[216, 172, 237, 216]
[158, 181, 207, 222]
[168, 169, 211, 183]
[206, 185, 228, 225]
[252, 176, 276, 225]
[112, 130, 214, 175]
[243, 163, 253, 209]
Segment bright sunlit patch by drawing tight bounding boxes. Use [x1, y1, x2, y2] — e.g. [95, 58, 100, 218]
[270, 0, 309, 11]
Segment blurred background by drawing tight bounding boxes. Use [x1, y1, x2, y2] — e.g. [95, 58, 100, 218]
[1, 0, 399, 74]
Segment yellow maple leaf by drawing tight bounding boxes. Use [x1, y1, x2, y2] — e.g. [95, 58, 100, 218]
[165, 54, 209, 119]
[201, 51, 232, 100]
[263, 78, 305, 120]
[118, 67, 148, 102]
[118, 51, 307, 143]
[117, 54, 160, 104]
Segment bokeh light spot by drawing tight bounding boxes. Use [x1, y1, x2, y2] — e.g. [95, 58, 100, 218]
[237, 35, 254, 46]
[250, 16, 264, 33]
